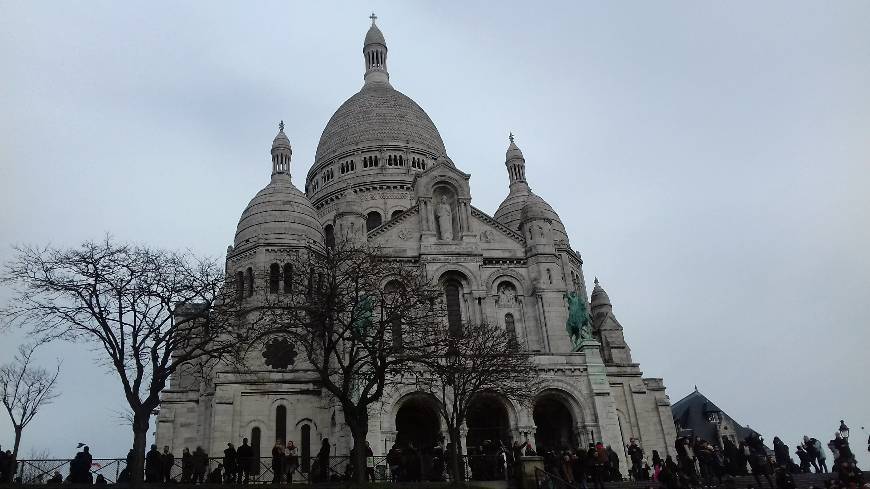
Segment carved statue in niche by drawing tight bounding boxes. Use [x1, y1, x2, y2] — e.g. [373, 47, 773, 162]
[435, 195, 454, 240]
[496, 282, 517, 307]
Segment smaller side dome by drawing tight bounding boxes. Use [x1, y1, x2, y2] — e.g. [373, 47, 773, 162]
[590, 277, 612, 310]
[234, 126, 323, 249]
[234, 174, 323, 249]
[519, 192, 569, 243]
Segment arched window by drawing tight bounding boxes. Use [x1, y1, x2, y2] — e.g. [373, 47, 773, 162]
[505, 313, 517, 349]
[269, 263, 280, 293]
[251, 427, 262, 474]
[276, 405, 287, 445]
[301, 424, 311, 473]
[283, 264, 293, 293]
[391, 209, 404, 220]
[236, 271, 245, 300]
[366, 211, 382, 232]
[384, 281, 404, 352]
[324, 224, 335, 249]
[444, 279, 463, 336]
[246, 267, 254, 297]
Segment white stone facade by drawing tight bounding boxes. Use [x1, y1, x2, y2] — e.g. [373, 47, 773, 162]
[155, 18, 678, 472]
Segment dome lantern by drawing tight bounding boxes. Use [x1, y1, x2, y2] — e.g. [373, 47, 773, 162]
[271, 120, 292, 177]
[506, 132, 528, 190]
[363, 13, 389, 86]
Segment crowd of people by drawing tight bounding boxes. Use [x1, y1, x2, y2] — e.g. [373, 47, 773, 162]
[2, 421, 866, 487]
[0, 448, 18, 483]
[538, 424, 865, 489]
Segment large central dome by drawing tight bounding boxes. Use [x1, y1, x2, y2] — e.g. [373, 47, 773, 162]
[314, 82, 445, 165]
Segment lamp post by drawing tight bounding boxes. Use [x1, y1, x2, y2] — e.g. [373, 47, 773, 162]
[838, 420, 850, 440]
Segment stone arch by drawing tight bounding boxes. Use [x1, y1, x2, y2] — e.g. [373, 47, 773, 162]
[430, 264, 481, 291]
[484, 268, 529, 296]
[389, 391, 444, 449]
[533, 389, 582, 451]
[466, 391, 521, 448]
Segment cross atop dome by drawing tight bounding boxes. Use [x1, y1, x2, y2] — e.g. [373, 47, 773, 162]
[509, 132, 515, 144]
[369, 12, 377, 26]
[278, 120, 284, 132]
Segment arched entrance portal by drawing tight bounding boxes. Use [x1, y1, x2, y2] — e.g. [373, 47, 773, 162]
[533, 394, 574, 451]
[395, 396, 440, 449]
[466, 395, 511, 449]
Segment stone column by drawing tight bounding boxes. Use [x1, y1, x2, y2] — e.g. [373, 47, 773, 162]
[581, 339, 627, 473]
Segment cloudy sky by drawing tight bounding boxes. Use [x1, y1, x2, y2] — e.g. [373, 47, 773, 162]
[1, 1, 868, 466]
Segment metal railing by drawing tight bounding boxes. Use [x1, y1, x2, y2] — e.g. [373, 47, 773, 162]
[12, 454, 522, 485]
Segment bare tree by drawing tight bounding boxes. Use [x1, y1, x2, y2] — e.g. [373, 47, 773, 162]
[0, 237, 249, 486]
[258, 241, 443, 484]
[0, 343, 60, 457]
[414, 321, 539, 483]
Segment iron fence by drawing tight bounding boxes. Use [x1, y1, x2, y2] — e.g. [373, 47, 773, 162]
[12, 454, 517, 485]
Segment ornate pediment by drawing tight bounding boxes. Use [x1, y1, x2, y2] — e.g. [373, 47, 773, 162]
[470, 207, 526, 246]
[369, 206, 422, 245]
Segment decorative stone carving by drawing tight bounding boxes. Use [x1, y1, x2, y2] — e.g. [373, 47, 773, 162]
[497, 282, 517, 308]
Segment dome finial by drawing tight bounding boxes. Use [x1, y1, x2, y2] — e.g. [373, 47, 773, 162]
[369, 11, 377, 26]
[509, 132, 515, 144]
[278, 120, 285, 132]
[594, 277, 599, 286]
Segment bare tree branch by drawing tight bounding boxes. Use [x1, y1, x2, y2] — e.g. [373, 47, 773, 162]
[0, 237, 251, 485]
[0, 342, 61, 457]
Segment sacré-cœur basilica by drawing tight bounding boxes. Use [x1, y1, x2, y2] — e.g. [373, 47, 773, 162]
[155, 16, 678, 474]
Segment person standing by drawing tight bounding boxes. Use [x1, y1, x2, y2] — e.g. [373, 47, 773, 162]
[223, 443, 238, 484]
[192, 446, 208, 484]
[145, 444, 162, 483]
[161, 446, 175, 483]
[270, 440, 284, 484]
[316, 438, 330, 482]
[627, 439, 644, 481]
[181, 448, 193, 483]
[285, 441, 299, 484]
[237, 437, 254, 483]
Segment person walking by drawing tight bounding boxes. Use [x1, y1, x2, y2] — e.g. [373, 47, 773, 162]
[627, 438, 644, 481]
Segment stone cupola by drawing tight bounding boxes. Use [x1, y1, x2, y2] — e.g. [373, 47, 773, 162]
[271, 120, 292, 176]
[363, 12, 389, 86]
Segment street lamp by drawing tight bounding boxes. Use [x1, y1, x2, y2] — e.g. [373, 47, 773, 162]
[838, 420, 850, 439]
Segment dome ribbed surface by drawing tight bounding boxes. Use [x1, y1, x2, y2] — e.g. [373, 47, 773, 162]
[313, 83, 446, 165]
[235, 174, 323, 248]
[591, 281, 611, 309]
[494, 189, 568, 243]
[365, 25, 386, 46]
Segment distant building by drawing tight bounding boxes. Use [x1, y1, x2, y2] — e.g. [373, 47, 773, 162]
[671, 387, 762, 447]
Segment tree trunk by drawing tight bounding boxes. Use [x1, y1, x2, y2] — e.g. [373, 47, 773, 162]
[13, 425, 22, 458]
[447, 426, 464, 486]
[347, 412, 370, 486]
[131, 411, 150, 488]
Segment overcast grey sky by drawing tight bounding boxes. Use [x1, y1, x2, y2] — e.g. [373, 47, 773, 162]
[1, 1, 868, 465]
